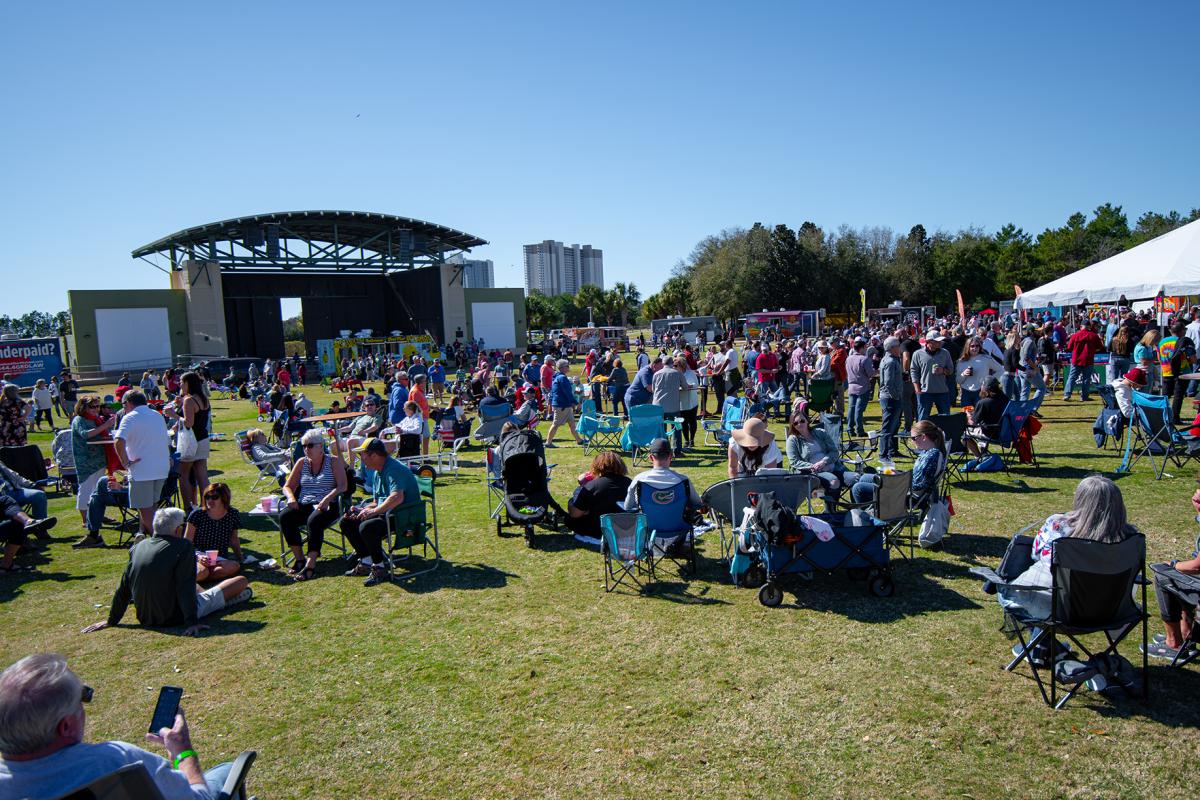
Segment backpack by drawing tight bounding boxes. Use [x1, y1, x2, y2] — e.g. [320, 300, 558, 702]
[751, 491, 804, 546]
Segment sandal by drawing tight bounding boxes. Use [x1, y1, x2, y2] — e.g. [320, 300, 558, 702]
[293, 566, 316, 582]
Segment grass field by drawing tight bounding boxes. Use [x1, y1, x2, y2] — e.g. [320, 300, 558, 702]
[2, 373, 1197, 799]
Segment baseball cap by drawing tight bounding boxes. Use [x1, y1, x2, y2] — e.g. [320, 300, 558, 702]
[925, 329, 946, 342]
[353, 437, 388, 457]
[883, 336, 901, 350]
[647, 437, 673, 457]
[853, 335, 867, 344]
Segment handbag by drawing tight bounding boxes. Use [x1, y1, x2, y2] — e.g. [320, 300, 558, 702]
[177, 425, 199, 461]
[918, 498, 949, 547]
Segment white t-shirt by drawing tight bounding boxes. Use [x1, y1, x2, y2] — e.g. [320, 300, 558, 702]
[729, 439, 784, 474]
[31, 386, 53, 409]
[0, 740, 211, 800]
[679, 368, 699, 411]
[115, 405, 171, 481]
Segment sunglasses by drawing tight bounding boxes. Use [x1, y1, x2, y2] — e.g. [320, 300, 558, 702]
[82, 685, 94, 703]
[303, 443, 321, 449]
[204, 494, 221, 501]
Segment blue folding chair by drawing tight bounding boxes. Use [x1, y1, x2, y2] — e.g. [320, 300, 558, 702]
[473, 401, 514, 443]
[967, 398, 1038, 473]
[621, 404, 667, 464]
[638, 479, 696, 578]
[702, 396, 746, 447]
[1121, 390, 1200, 479]
[600, 512, 651, 593]
[576, 399, 623, 454]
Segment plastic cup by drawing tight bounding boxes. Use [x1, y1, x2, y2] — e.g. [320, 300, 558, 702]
[206, 550, 219, 566]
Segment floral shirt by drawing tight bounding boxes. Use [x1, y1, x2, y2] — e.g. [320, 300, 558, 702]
[1031, 513, 1072, 567]
[0, 399, 28, 446]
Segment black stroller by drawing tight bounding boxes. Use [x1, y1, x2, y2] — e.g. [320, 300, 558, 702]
[494, 427, 564, 546]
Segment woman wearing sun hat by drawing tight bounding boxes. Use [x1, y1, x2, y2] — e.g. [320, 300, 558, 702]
[726, 416, 782, 479]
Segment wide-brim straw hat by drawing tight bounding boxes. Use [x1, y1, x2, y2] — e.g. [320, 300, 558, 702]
[731, 417, 774, 449]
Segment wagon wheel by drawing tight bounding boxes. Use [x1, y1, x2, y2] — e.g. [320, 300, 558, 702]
[758, 583, 784, 607]
[869, 575, 895, 597]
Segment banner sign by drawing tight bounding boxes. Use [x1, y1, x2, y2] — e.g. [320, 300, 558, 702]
[0, 338, 64, 388]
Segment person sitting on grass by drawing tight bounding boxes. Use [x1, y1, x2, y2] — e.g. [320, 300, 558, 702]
[0, 653, 241, 798]
[185, 482, 243, 581]
[340, 437, 422, 587]
[1143, 475, 1200, 662]
[0, 495, 56, 574]
[81, 507, 251, 637]
[280, 429, 348, 582]
[566, 451, 632, 546]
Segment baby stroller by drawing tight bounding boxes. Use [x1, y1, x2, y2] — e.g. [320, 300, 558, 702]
[494, 427, 564, 547]
[256, 397, 273, 422]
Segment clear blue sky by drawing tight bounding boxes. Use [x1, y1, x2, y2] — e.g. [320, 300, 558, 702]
[2, 1, 1196, 318]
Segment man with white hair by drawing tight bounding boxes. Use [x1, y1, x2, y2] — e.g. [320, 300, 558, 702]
[81, 508, 251, 637]
[0, 653, 235, 798]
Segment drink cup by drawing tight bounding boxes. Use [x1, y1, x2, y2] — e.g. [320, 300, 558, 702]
[965, 366, 973, 376]
[206, 550, 219, 567]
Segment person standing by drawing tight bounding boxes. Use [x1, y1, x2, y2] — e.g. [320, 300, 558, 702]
[545, 359, 581, 447]
[1017, 324, 1047, 403]
[167, 372, 210, 514]
[844, 338, 875, 437]
[113, 390, 172, 540]
[877, 337, 903, 463]
[652, 356, 685, 456]
[909, 330, 954, 420]
[1062, 320, 1104, 401]
[30, 380, 54, 432]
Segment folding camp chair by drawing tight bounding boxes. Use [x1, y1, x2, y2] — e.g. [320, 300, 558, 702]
[638, 479, 696, 578]
[930, 412, 970, 483]
[111, 472, 182, 546]
[702, 473, 822, 563]
[485, 446, 506, 520]
[1148, 559, 1200, 670]
[50, 428, 77, 493]
[966, 398, 1038, 473]
[970, 534, 1148, 710]
[621, 404, 667, 465]
[472, 401, 514, 444]
[701, 396, 746, 447]
[575, 399, 623, 454]
[600, 512, 651, 592]
[806, 378, 835, 414]
[235, 430, 291, 492]
[1093, 385, 1126, 452]
[1124, 390, 1200, 479]
[386, 475, 441, 581]
[0, 444, 54, 490]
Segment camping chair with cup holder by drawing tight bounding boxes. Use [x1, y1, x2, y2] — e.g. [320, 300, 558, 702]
[49, 749, 258, 800]
[966, 398, 1039, 474]
[805, 377, 835, 415]
[636, 478, 698, 579]
[701, 396, 747, 448]
[969, 533, 1148, 710]
[600, 512, 652, 593]
[575, 398, 623, 454]
[620, 404, 668, 465]
[929, 412, 971, 484]
[702, 472, 822, 564]
[385, 474, 441, 581]
[1122, 389, 1200, 480]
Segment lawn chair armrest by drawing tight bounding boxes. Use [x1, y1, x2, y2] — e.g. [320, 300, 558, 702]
[216, 749, 257, 800]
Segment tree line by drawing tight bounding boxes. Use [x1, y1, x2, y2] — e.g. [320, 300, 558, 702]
[0, 311, 72, 338]
[640, 204, 1200, 323]
[525, 282, 641, 330]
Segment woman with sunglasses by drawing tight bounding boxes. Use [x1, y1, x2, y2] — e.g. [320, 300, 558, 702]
[785, 413, 874, 503]
[956, 336, 1002, 408]
[281, 428, 348, 582]
[186, 482, 243, 581]
[69, 396, 119, 548]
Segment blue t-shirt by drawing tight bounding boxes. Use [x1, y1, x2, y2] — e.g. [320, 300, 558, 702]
[388, 382, 409, 424]
[522, 363, 540, 385]
[427, 364, 445, 384]
[0, 740, 210, 799]
[374, 456, 420, 505]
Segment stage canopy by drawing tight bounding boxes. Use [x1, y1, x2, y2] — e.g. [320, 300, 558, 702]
[1014, 218, 1200, 309]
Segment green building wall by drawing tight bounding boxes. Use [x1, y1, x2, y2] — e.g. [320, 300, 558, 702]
[67, 289, 190, 369]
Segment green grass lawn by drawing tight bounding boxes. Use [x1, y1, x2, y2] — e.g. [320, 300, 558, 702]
[2, 375, 1196, 799]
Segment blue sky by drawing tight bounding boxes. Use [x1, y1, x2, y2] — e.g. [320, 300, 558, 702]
[2, 1, 1196, 318]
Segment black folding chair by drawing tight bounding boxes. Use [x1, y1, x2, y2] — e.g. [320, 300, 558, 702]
[971, 534, 1148, 710]
[51, 749, 257, 800]
[930, 412, 970, 484]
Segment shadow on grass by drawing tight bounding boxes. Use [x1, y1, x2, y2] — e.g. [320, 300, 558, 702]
[390, 561, 517, 594]
[955, 478, 1057, 494]
[945, 531, 1015, 562]
[0, 570, 95, 604]
[641, 580, 730, 606]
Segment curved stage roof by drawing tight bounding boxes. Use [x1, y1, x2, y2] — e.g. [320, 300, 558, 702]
[132, 210, 487, 273]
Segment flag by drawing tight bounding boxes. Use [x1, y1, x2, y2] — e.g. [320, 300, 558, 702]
[956, 289, 965, 321]
[859, 288, 866, 323]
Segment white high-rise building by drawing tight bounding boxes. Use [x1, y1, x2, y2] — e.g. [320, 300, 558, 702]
[447, 254, 494, 288]
[523, 241, 604, 296]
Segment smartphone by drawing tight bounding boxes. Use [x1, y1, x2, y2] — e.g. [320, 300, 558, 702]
[149, 686, 183, 733]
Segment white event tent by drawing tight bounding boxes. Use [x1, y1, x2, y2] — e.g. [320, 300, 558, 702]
[1014, 217, 1200, 310]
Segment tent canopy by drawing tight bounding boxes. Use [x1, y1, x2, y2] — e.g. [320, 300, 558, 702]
[1014, 218, 1200, 309]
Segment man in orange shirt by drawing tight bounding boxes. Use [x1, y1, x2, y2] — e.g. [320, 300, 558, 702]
[829, 339, 849, 416]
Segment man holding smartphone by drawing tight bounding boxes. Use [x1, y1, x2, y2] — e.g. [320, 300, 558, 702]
[0, 653, 234, 798]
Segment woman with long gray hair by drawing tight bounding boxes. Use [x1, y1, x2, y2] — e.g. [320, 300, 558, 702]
[998, 474, 1138, 620]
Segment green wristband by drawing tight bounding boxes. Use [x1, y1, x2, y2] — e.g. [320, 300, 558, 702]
[173, 749, 197, 769]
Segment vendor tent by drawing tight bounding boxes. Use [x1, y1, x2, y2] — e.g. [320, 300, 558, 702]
[1014, 218, 1200, 309]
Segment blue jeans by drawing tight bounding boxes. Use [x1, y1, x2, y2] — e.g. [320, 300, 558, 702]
[205, 761, 233, 797]
[87, 477, 120, 533]
[959, 388, 981, 408]
[915, 391, 950, 421]
[879, 397, 902, 459]
[1002, 373, 1019, 400]
[901, 382, 915, 431]
[1063, 365, 1094, 399]
[850, 477, 876, 504]
[847, 392, 868, 434]
[1018, 370, 1047, 403]
[8, 487, 47, 519]
[1107, 355, 1131, 385]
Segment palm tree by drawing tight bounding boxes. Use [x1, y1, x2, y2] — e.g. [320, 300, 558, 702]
[612, 281, 641, 327]
[574, 284, 606, 324]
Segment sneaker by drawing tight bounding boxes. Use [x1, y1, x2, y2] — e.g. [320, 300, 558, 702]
[1140, 640, 1194, 661]
[72, 534, 104, 549]
[1085, 675, 1108, 692]
[364, 566, 390, 587]
[228, 587, 253, 606]
[24, 516, 57, 534]
[344, 562, 372, 577]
